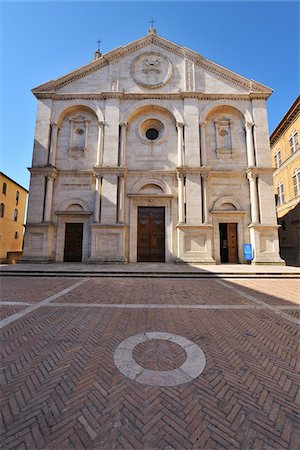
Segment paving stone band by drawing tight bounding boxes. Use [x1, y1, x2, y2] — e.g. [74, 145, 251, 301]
[114, 332, 206, 387]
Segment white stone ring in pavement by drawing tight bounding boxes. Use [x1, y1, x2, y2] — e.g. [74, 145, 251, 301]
[114, 332, 206, 387]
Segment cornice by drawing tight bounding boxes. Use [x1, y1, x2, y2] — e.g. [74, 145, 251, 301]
[32, 34, 272, 96]
[176, 166, 210, 175]
[270, 96, 300, 145]
[28, 166, 58, 177]
[93, 166, 128, 176]
[33, 92, 270, 101]
[246, 167, 274, 176]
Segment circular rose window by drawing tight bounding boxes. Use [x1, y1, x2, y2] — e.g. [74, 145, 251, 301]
[139, 119, 165, 143]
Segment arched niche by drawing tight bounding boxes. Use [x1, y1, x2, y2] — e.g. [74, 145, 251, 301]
[52, 102, 104, 125]
[212, 197, 241, 211]
[121, 101, 183, 125]
[131, 178, 172, 196]
[202, 103, 250, 161]
[200, 100, 253, 125]
[57, 198, 91, 214]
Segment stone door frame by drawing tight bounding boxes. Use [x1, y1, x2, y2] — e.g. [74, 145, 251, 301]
[128, 195, 173, 263]
[212, 211, 246, 264]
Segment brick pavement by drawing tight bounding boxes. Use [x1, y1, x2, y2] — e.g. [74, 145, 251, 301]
[0, 276, 299, 449]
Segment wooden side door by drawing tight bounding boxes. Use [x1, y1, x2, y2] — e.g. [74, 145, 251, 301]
[63, 223, 83, 262]
[137, 207, 165, 262]
[227, 223, 238, 263]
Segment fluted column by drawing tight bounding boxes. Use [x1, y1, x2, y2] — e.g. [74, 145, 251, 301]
[117, 173, 125, 223]
[94, 174, 101, 222]
[119, 122, 127, 166]
[177, 122, 184, 166]
[49, 123, 59, 166]
[96, 121, 105, 166]
[177, 172, 184, 223]
[245, 122, 256, 167]
[202, 174, 208, 223]
[200, 121, 207, 166]
[44, 173, 56, 222]
[247, 171, 259, 224]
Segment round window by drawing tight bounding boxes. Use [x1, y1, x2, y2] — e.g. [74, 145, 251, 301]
[75, 128, 84, 135]
[146, 128, 159, 140]
[139, 118, 164, 143]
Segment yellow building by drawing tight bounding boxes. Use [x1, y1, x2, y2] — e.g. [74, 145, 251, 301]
[270, 96, 300, 265]
[0, 172, 28, 261]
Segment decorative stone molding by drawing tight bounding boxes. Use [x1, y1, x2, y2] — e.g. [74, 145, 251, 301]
[32, 34, 272, 96]
[34, 92, 272, 101]
[130, 52, 173, 89]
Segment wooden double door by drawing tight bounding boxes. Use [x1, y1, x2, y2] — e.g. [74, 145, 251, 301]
[137, 207, 165, 262]
[219, 223, 239, 263]
[64, 223, 83, 262]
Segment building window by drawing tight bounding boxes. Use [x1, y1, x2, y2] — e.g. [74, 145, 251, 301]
[277, 182, 285, 206]
[0, 203, 4, 217]
[293, 168, 300, 197]
[2, 183, 7, 195]
[16, 191, 19, 206]
[14, 209, 18, 222]
[15, 231, 19, 239]
[289, 130, 299, 154]
[274, 150, 282, 168]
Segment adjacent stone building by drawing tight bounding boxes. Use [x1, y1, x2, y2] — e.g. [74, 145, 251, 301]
[0, 172, 28, 262]
[23, 31, 284, 264]
[270, 96, 300, 265]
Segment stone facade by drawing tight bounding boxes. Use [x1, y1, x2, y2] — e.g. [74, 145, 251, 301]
[23, 32, 284, 264]
[0, 172, 28, 261]
[270, 96, 300, 265]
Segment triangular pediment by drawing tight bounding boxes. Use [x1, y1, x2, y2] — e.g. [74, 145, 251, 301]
[32, 34, 272, 96]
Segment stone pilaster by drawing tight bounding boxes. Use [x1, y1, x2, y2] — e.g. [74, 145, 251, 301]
[44, 169, 57, 222]
[200, 121, 207, 166]
[247, 170, 259, 224]
[245, 122, 256, 167]
[177, 172, 185, 224]
[177, 122, 184, 167]
[49, 122, 59, 166]
[119, 122, 127, 166]
[96, 121, 105, 166]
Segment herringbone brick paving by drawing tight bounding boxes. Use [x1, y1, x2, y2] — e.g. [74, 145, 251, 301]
[0, 278, 79, 303]
[56, 279, 252, 305]
[0, 277, 299, 450]
[0, 305, 27, 320]
[229, 279, 300, 306]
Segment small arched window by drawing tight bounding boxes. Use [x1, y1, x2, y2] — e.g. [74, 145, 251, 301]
[289, 129, 299, 153]
[293, 168, 300, 197]
[16, 191, 19, 206]
[277, 182, 285, 206]
[274, 150, 282, 169]
[0, 203, 4, 217]
[2, 183, 7, 195]
[13, 209, 18, 222]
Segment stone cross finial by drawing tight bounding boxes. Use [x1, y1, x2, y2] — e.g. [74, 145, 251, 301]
[94, 39, 102, 60]
[148, 18, 157, 35]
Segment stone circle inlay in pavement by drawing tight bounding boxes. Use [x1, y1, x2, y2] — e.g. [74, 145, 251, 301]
[114, 332, 206, 386]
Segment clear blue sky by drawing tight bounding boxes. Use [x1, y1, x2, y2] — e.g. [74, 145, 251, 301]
[1, 1, 299, 189]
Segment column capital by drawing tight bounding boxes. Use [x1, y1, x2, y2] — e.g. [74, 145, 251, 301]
[98, 121, 105, 128]
[200, 120, 207, 127]
[245, 121, 254, 130]
[176, 122, 185, 129]
[246, 171, 257, 182]
[120, 122, 128, 129]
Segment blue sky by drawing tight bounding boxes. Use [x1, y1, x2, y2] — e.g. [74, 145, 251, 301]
[1, 1, 299, 189]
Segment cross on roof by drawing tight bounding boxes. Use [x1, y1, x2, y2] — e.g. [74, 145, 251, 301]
[149, 18, 157, 28]
[96, 39, 102, 52]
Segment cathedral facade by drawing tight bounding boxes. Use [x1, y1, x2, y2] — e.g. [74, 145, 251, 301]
[23, 32, 284, 264]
